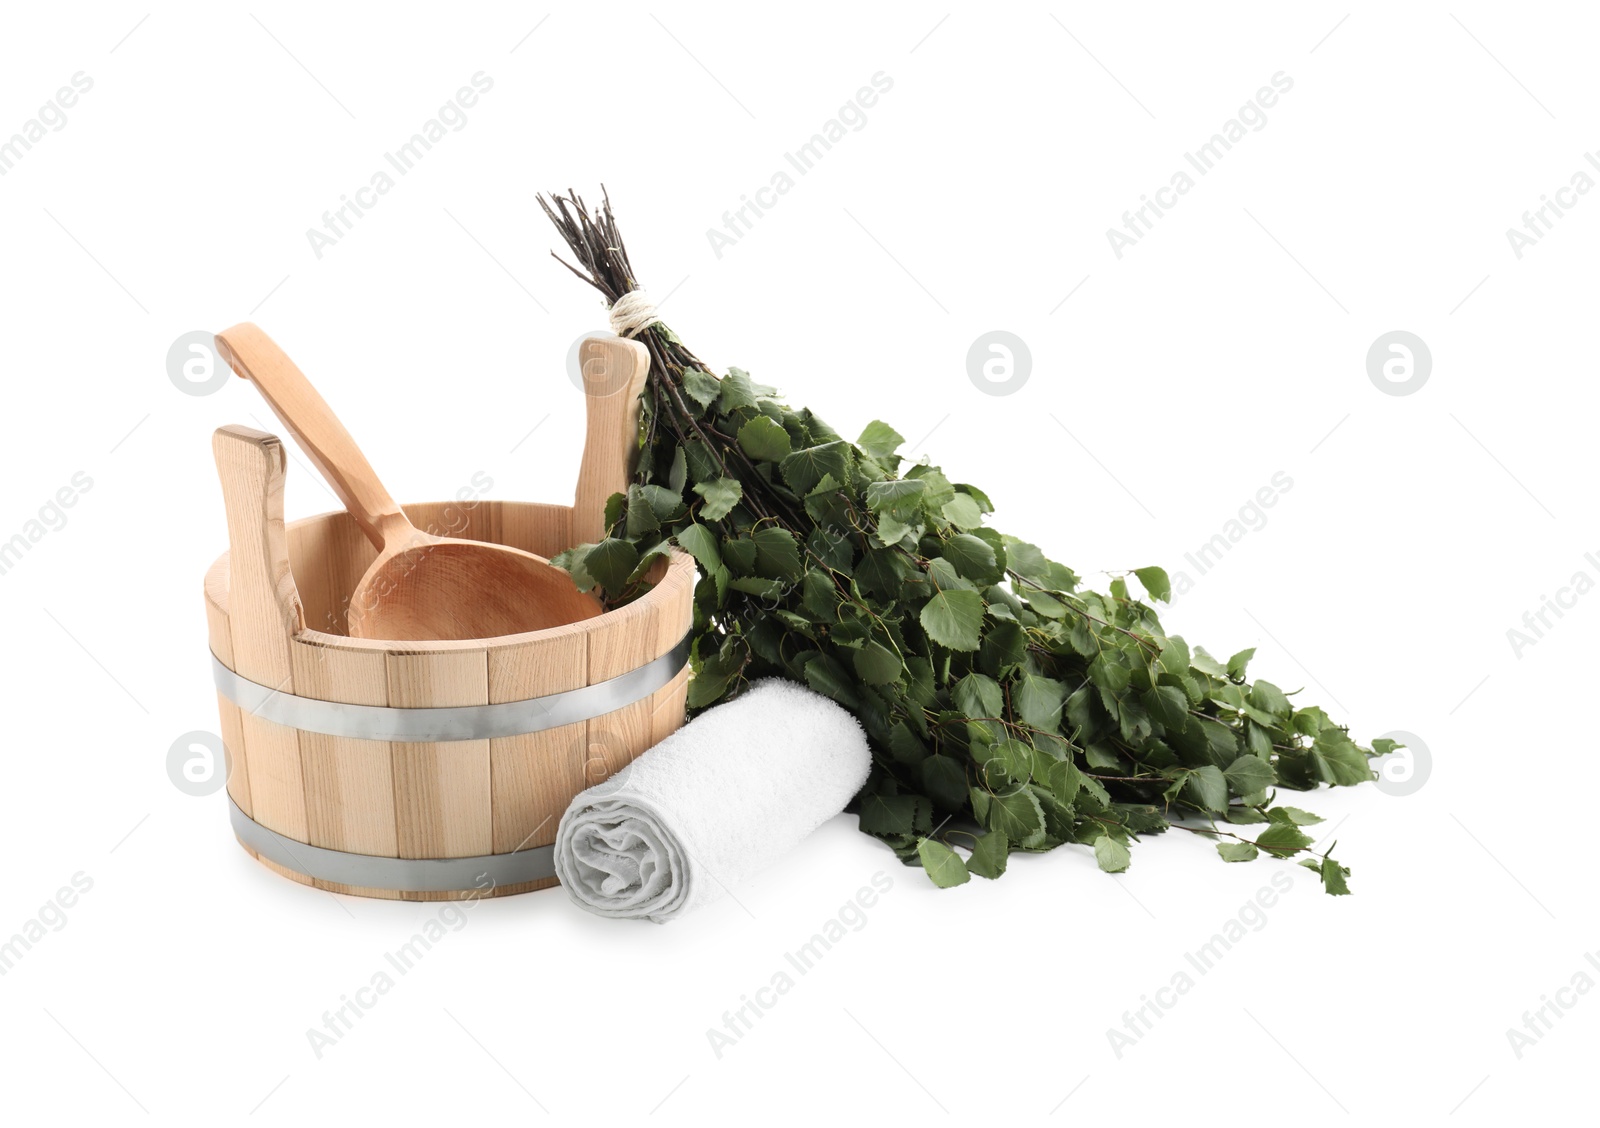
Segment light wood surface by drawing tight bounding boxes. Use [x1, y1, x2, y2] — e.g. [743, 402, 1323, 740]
[572, 336, 651, 546]
[213, 426, 308, 841]
[487, 621, 589, 853]
[387, 648, 492, 860]
[204, 329, 692, 902]
[215, 322, 602, 641]
[203, 560, 253, 817]
[291, 638, 396, 859]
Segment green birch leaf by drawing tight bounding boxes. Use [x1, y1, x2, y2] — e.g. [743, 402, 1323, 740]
[603, 491, 626, 532]
[864, 478, 926, 511]
[1256, 822, 1313, 858]
[943, 533, 1000, 583]
[624, 486, 660, 537]
[853, 641, 903, 686]
[942, 494, 984, 529]
[874, 512, 921, 550]
[800, 568, 838, 622]
[1014, 673, 1068, 733]
[668, 444, 688, 493]
[717, 367, 760, 412]
[987, 787, 1046, 848]
[721, 535, 758, 575]
[1158, 635, 1192, 679]
[1313, 732, 1376, 785]
[967, 832, 1009, 879]
[1312, 855, 1352, 895]
[693, 477, 743, 521]
[1133, 566, 1171, 602]
[780, 441, 853, 494]
[1224, 755, 1277, 795]
[1025, 589, 1068, 619]
[802, 654, 860, 707]
[920, 589, 985, 651]
[1267, 806, 1325, 826]
[683, 368, 722, 408]
[974, 739, 1030, 787]
[1005, 539, 1079, 591]
[1038, 757, 1083, 806]
[551, 543, 596, 593]
[917, 838, 970, 887]
[953, 672, 1004, 720]
[751, 526, 802, 579]
[1094, 836, 1131, 873]
[857, 419, 906, 461]
[673, 523, 721, 574]
[1217, 841, 1259, 863]
[920, 755, 968, 809]
[682, 440, 720, 484]
[637, 484, 686, 520]
[1185, 765, 1229, 812]
[1248, 680, 1292, 718]
[538, 193, 1389, 899]
[584, 538, 639, 592]
[737, 414, 792, 461]
[1145, 684, 1189, 729]
[858, 793, 917, 836]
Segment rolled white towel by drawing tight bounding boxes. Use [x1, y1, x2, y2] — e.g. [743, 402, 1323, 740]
[553, 678, 872, 922]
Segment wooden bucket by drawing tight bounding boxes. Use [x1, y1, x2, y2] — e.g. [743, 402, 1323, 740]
[202, 336, 693, 900]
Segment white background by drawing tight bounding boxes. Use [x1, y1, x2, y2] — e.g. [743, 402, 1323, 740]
[0, 1, 1591, 1123]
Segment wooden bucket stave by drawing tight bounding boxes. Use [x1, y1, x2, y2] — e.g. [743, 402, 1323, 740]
[204, 336, 692, 900]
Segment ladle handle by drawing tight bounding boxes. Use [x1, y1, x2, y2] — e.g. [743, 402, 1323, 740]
[215, 322, 409, 551]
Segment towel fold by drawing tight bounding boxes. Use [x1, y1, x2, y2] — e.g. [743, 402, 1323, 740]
[553, 678, 872, 922]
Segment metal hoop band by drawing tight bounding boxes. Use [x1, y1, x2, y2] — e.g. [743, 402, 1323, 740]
[211, 632, 691, 743]
[229, 797, 555, 892]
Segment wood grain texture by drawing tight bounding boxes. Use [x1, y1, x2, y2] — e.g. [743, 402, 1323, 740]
[572, 336, 650, 546]
[290, 509, 371, 636]
[208, 490, 695, 900]
[651, 666, 691, 746]
[215, 323, 408, 547]
[284, 514, 339, 639]
[582, 557, 669, 773]
[488, 501, 571, 566]
[241, 845, 314, 889]
[285, 502, 578, 633]
[386, 649, 491, 859]
[590, 699, 655, 774]
[213, 426, 308, 841]
[651, 550, 696, 655]
[650, 555, 694, 744]
[218, 322, 599, 642]
[581, 554, 688, 661]
[487, 621, 588, 852]
[204, 561, 253, 817]
[214, 693, 251, 817]
[291, 639, 397, 858]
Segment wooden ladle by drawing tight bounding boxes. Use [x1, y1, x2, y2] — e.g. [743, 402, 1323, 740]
[214, 322, 602, 641]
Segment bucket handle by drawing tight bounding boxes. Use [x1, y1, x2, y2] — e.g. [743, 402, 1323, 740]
[211, 424, 304, 686]
[572, 335, 650, 546]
